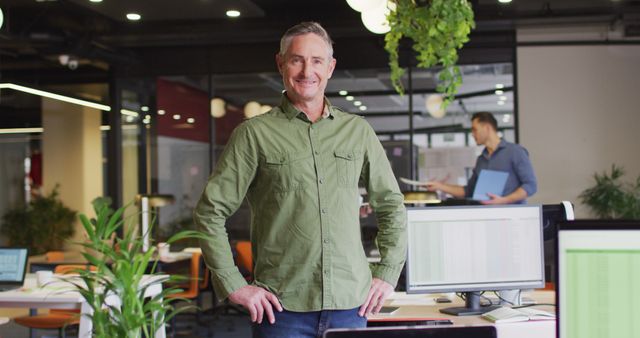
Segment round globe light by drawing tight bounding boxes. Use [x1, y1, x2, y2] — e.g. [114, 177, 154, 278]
[361, 1, 396, 34]
[210, 98, 226, 118]
[259, 105, 272, 115]
[426, 94, 446, 119]
[244, 101, 261, 118]
[346, 0, 385, 12]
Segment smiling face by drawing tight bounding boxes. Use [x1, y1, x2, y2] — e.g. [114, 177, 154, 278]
[276, 33, 336, 106]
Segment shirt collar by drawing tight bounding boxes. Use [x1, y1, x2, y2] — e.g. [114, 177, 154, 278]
[279, 93, 334, 121]
[482, 139, 507, 158]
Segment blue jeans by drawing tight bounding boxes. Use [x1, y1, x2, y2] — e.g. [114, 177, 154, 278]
[252, 307, 367, 338]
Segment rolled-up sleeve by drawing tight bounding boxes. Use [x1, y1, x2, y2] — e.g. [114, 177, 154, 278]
[513, 147, 537, 197]
[194, 122, 258, 300]
[360, 125, 407, 287]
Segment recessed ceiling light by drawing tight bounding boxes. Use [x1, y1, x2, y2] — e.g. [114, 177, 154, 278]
[346, 96, 354, 101]
[187, 117, 195, 124]
[173, 114, 181, 120]
[495, 90, 504, 95]
[499, 96, 507, 101]
[141, 106, 149, 112]
[157, 109, 165, 115]
[354, 101, 362, 106]
[144, 115, 151, 120]
[503, 114, 511, 123]
[89, 0, 103, 3]
[359, 106, 367, 111]
[126, 13, 141, 21]
[226, 10, 241, 18]
[339, 90, 348, 96]
[495, 83, 504, 89]
[497, 101, 505, 105]
[498, 0, 512, 3]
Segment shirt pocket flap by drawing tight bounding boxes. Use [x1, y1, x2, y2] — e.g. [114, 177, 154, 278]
[265, 153, 287, 165]
[334, 149, 356, 161]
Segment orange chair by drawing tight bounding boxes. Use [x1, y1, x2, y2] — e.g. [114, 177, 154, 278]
[235, 240, 253, 279]
[166, 252, 203, 337]
[14, 264, 96, 338]
[45, 251, 65, 262]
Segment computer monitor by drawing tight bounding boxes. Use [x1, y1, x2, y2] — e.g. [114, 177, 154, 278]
[406, 205, 545, 316]
[0, 248, 29, 288]
[324, 326, 497, 338]
[556, 220, 640, 338]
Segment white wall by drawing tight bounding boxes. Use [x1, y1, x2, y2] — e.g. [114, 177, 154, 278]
[517, 45, 640, 217]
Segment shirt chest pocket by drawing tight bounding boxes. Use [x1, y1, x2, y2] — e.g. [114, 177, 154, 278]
[264, 151, 312, 192]
[334, 149, 361, 188]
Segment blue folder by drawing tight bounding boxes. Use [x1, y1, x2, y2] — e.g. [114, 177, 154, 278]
[472, 169, 509, 201]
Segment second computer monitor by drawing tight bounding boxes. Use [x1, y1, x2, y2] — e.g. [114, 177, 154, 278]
[406, 205, 545, 315]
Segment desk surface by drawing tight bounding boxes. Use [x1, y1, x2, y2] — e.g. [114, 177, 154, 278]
[29, 251, 192, 270]
[369, 290, 556, 338]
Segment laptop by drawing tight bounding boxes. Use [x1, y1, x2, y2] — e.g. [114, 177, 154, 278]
[0, 248, 29, 292]
[556, 220, 640, 338]
[324, 326, 497, 338]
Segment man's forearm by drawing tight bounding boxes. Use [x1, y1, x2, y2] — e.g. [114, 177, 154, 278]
[502, 187, 528, 204]
[439, 183, 466, 198]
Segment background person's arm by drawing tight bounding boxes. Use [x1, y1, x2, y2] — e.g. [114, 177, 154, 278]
[424, 181, 466, 198]
[483, 186, 528, 205]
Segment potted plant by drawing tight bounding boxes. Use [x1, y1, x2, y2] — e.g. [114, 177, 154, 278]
[1, 185, 76, 255]
[385, 0, 475, 108]
[71, 197, 206, 337]
[579, 164, 640, 219]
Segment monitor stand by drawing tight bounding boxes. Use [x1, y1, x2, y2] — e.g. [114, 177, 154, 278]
[439, 291, 501, 316]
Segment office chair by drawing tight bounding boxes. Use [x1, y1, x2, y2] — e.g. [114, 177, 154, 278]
[14, 264, 96, 338]
[235, 240, 253, 279]
[45, 251, 65, 262]
[166, 251, 215, 337]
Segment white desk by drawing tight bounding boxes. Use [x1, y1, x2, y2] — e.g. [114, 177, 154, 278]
[0, 274, 167, 338]
[369, 290, 556, 338]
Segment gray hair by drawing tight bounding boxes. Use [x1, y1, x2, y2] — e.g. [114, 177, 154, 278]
[279, 22, 334, 58]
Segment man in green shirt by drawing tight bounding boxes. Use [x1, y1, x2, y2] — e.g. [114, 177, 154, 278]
[194, 21, 407, 338]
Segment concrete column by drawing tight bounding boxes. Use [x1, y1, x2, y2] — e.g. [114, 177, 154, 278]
[41, 97, 103, 247]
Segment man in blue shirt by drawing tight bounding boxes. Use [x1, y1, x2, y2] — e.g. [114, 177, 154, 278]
[426, 112, 537, 204]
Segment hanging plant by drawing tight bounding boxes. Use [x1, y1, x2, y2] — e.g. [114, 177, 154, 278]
[385, 0, 475, 108]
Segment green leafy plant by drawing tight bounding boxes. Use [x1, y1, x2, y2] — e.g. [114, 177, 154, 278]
[385, 0, 475, 107]
[1, 185, 76, 255]
[71, 197, 207, 338]
[579, 165, 640, 219]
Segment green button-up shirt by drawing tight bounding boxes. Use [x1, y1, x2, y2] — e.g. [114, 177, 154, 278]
[194, 94, 407, 312]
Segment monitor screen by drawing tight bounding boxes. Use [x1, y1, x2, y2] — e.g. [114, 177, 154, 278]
[406, 205, 544, 315]
[0, 248, 28, 282]
[557, 221, 640, 338]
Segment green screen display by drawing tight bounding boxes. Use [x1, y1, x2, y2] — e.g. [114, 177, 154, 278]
[565, 249, 640, 338]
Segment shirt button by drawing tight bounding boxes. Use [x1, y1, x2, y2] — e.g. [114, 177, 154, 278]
[321, 208, 327, 214]
[314, 150, 320, 155]
[319, 178, 324, 184]
[323, 239, 329, 244]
